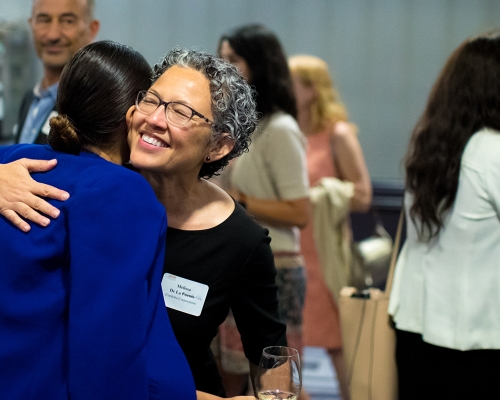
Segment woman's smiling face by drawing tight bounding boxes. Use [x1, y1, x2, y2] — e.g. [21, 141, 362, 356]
[127, 65, 214, 176]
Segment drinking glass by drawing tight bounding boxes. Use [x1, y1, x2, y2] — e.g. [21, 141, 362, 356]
[254, 346, 302, 400]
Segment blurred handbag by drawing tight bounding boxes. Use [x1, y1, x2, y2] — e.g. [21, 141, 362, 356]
[339, 210, 403, 400]
[351, 212, 393, 290]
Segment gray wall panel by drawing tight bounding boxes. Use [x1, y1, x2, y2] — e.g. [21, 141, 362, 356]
[1, 0, 499, 181]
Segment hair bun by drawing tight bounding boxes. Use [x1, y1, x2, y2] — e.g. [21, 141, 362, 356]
[48, 114, 81, 154]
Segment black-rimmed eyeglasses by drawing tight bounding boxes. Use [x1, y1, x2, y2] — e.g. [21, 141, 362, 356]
[135, 90, 213, 127]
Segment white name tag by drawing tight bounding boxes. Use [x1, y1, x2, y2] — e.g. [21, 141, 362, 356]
[161, 274, 208, 317]
[41, 110, 58, 135]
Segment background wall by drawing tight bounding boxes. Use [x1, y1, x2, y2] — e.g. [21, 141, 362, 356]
[1, 0, 500, 181]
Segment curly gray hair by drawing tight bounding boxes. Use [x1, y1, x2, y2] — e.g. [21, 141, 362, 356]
[152, 47, 258, 179]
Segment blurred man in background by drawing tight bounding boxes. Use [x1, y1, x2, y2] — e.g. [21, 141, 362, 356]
[14, 0, 99, 144]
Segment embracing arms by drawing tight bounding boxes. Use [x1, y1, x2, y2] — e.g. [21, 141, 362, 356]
[0, 159, 69, 231]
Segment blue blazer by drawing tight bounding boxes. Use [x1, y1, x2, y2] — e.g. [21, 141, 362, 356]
[0, 145, 196, 400]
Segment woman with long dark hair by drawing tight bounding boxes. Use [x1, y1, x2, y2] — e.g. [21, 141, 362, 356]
[388, 30, 500, 399]
[0, 41, 196, 399]
[216, 24, 310, 398]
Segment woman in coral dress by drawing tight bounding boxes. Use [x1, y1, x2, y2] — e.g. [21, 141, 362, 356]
[289, 55, 372, 400]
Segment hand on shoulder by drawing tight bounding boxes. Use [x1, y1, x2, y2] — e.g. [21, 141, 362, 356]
[0, 158, 69, 231]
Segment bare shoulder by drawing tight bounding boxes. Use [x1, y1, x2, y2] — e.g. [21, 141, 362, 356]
[331, 121, 358, 143]
[198, 179, 235, 226]
[204, 179, 234, 204]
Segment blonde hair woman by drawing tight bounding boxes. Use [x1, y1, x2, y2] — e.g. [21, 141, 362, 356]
[289, 55, 372, 400]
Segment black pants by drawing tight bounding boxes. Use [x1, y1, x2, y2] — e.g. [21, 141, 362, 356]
[395, 329, 499, 400]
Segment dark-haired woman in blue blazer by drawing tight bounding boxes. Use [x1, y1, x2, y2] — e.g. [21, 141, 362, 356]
[0, 41, 195, 400]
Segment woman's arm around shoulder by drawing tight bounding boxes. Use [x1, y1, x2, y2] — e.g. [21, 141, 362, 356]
[331, 121, 372, 212]
[0, 158, 69, 231]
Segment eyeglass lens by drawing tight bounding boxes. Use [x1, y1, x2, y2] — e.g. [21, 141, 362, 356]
[136, 91, 194, 127]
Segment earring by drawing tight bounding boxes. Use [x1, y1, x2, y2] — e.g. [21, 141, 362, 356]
[205, 156, 211, 162]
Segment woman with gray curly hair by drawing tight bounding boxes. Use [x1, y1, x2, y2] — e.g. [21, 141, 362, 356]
[145, 46, 255, 179]
[0, 47, 286, 400]
[127, 47, 287, 398]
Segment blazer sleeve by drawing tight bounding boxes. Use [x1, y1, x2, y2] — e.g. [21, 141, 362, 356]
[65, 171, 194, 399]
